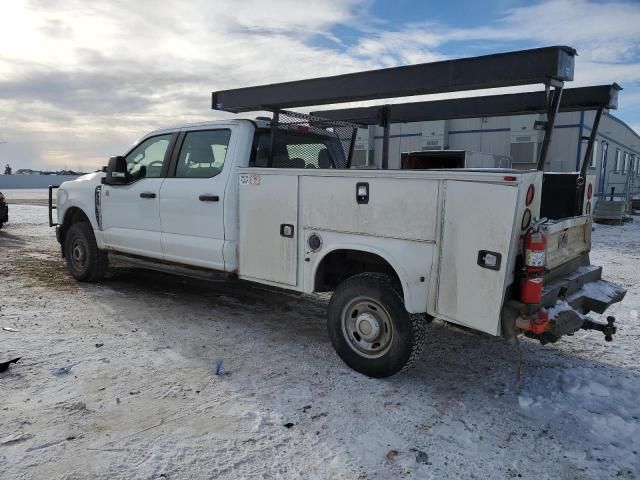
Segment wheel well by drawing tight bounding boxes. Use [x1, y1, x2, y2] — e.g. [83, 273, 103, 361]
[60, 207, 91, 247]
[314, 249, 402, 295]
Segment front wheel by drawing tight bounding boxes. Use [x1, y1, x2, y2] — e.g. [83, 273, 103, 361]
[64, 222, 108, 282]
[327, 273, 428, 378]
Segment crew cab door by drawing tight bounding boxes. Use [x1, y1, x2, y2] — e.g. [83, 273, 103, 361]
[101, 133, 175, 259]
[159, 128, 234, 270]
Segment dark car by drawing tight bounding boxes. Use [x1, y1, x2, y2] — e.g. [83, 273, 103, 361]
[0, 191, 8, 229]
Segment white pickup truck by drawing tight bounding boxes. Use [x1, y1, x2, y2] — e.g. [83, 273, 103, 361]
[51, 116, 626, 377]
[52, 47, 628, 377]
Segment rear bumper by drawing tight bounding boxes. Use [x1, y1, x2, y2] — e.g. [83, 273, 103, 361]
[542, 254, 626, 314]
[502, 254, 626, 342]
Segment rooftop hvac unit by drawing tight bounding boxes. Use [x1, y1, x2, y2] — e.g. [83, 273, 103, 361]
[422, 139, 443, 151]
[509, 142, 538, 169]
[419, 121, 446, 151]
[510, 114, 542, 168]
[351, 128, 370, 166]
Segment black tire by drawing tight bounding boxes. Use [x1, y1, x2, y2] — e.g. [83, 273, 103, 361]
[0, 222, 3, 230]
[327, 273, 428, 378]
[64, 222, 108, 282]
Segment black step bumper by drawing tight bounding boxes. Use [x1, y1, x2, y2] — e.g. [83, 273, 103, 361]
[542, 255, 626, 314]
[502, 254, 626, 343]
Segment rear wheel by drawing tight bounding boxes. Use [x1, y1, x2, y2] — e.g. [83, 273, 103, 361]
[64, 222, 108, 282]
[327, 273, 428, 378]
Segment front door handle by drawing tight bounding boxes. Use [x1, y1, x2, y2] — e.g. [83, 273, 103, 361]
[139, 192, 156, 199]
[199, 194, 220, 202]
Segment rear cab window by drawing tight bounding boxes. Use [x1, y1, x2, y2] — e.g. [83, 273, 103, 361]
[251, 128, 348, 169]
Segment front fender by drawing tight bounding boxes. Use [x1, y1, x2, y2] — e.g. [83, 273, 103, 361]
[57, 173, 105, 248]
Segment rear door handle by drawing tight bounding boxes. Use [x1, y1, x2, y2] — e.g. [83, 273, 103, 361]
[199, 194, 220, 202]
[140, 192, 156, 199]
[477, 250, 502, 271]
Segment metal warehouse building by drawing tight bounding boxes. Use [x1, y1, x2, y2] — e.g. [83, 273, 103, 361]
[352, 111, 640, 198]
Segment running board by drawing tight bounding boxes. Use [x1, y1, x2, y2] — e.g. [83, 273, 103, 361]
[107, 253, 233, 283]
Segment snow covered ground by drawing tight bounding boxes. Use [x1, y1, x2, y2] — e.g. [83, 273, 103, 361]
[1, 202, 638, 479]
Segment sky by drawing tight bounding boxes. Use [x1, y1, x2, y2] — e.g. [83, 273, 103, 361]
[1, 0, 639, 171]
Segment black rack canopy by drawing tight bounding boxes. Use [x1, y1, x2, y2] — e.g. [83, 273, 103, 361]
[212, 46, 576, 113]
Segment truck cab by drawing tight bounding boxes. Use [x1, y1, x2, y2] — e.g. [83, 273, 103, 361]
[84, 119, 347, 271]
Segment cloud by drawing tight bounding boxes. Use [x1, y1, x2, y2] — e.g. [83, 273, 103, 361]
[0, 0, 375, 169]
[340, 0, 640, 130]
[349, 0, 640, 75]
[0, 0, 638, 170]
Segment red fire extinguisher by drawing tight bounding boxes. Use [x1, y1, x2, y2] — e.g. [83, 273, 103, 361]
[521, 219, 547, 304]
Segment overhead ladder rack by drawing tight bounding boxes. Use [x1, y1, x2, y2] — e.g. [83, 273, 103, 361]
[212, 46, 575, 112]
[210, 45, 615, 171]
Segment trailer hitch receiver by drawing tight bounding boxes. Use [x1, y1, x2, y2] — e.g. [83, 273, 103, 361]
[582, 316, 616, 342]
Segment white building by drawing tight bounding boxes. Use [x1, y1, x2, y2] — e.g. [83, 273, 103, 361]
[354, 111, 640, 198]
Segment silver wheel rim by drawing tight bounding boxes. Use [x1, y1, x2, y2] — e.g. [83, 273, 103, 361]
[341, 296, 393, 358]
[71, 238, 88, 270]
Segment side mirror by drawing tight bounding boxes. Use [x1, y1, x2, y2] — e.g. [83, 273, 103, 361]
[105, 156, 128, 185]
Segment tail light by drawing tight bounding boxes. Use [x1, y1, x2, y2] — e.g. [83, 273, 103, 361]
[587, 183, 593, 199]
[526, 184, 535, 206]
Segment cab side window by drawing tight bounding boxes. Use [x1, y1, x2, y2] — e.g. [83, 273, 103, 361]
[126, 134, 172, 179]
[176, 130, 232, 178]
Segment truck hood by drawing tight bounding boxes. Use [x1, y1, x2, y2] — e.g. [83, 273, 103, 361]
[58, 171, 104, 191]
[57, 171, 104, 213]
[72, 171, 105, 183]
